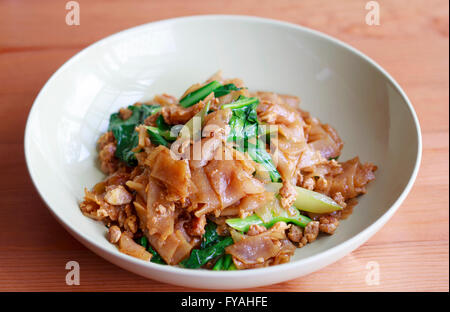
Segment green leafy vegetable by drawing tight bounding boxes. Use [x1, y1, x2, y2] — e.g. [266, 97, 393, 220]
[213, 83, 243, 98]
[146, 127, 170, 147]
[108, 105, 161, 131]
[147, 245, 166, 264]
[179, 81, 244, 108]
[179, 80, 222, 108]
[156, 114, 170, 131]
[197, 223, 235, 271]
[139, 236, 148, 249]
[112, 124, 140, 166]
[236, 141, 282, 182]
[201, 221, 222, 249]
[137, 236, 165, 264]
[145, 114, 177, 147]
[140, 105, 162, 118]
[181, 221, 233, 269]
[108, 105, 161, 166]
[181, 237, 233, 269]
[227, 96, 259, 144]
[225, 96, 281, 182]
[146, 126, 174, 141]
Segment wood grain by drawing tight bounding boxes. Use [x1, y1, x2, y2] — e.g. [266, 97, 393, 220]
[0, 0, 448, 292]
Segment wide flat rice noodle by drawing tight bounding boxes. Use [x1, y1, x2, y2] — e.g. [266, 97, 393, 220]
[226, 236, 281, 265]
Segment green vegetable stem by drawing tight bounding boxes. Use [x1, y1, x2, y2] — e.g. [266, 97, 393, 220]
[212, 254, 234, 271]
[226, 209, 312, 233]
[264, 183, 342, 213]
[179, 81, 222, 108]
[222, 254, 233, 270]
[212, 256, 224, 270]
[221, 96, 259, 110]
[180, 81, 243, 108]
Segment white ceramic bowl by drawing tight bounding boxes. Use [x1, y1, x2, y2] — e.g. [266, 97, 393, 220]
[24, 15, 421, 289]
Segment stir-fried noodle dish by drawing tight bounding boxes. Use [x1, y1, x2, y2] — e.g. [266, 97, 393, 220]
[80, 72, 377, 270]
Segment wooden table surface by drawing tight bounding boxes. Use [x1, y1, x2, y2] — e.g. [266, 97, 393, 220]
[0, 0, 448, 292]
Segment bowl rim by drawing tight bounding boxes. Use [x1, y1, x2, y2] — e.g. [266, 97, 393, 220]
[24, 14, 422, 280]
